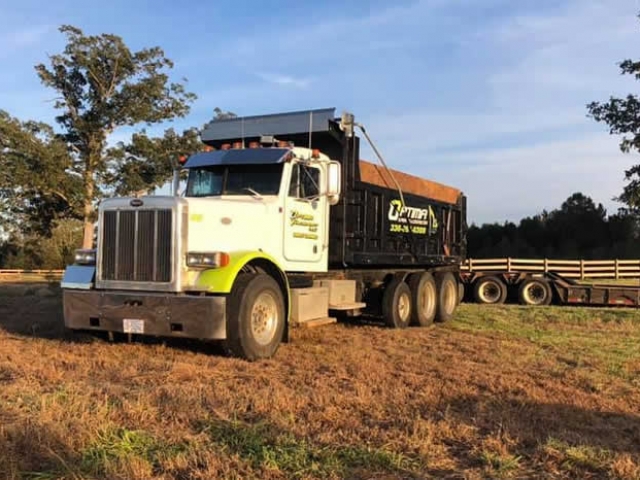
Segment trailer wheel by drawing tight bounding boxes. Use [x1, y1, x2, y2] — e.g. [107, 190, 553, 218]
[435, 272, 458, 322]
[226, 273, 286, 361]
[407, 272, 437, 327]
[382, 279, 412, 329]
[473, 276, 507, 305]
[518, 278, 552, 306]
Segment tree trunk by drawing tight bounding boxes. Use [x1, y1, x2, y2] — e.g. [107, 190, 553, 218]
[81, 169, 95, 249]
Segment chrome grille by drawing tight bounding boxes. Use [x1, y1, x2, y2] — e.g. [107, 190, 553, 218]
[101, 209, 173, 282]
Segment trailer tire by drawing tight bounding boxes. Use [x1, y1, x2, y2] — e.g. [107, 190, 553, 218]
[457, 282, 465, 305]
[473, 276, 507, 305]
[226, 273, 286, 361]
[382, 278, 412, 329]
[518, 278, 552, 306]
[435, 272, 458, 322]
[407, 272, 437, 327]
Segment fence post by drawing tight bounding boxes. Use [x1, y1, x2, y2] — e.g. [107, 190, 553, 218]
[507, 257, 512, 272]
[615, 259, 619, 280]
[580, 259, 585, 280]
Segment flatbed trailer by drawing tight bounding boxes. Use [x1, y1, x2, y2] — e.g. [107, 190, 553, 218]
[460, 270, 640, 308]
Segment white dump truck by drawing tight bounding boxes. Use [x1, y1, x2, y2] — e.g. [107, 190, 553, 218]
[62, 109, 467, 360]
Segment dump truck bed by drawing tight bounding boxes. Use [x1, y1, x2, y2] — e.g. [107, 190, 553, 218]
[359, 160, 462, 206]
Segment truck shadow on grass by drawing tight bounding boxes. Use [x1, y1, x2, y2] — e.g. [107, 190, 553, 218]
[445, 393, 640, 477]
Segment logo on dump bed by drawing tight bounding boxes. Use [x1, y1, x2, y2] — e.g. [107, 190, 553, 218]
[388, 199, 438, 235]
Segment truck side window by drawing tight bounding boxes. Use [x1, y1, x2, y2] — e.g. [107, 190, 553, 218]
[289, 163, 320, 199]
[289, 163, 301, 197]
[302, 165, 319, 198]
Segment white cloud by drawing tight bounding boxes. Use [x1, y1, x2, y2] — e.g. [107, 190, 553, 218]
[0, 25, 50, 54]
[458, 135, 632, 224]
[356, 0, 640, 224]
[255, 72, 310, 89]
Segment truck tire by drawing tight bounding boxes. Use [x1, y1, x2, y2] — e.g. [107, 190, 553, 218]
[457, 282, 465, 305]
[407, 272, 437, 327]
[226, 273, 286, 361]
[518, 278, 553, 306]
[435, 272, 457, 323]
[382, 278, 412, 329]
[473, 276, 507, 305]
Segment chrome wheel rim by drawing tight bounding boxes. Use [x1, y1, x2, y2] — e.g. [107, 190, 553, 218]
[421, 282, 436, 319]
[444, 281, 457, 313]
[479, 281, 501, 303]
[251, 292, 279, 346]
[398, 292, 411, 322]
[524, 283, 547, 305]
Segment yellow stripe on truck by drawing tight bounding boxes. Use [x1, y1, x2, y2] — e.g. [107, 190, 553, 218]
[194, 250, 285, 294]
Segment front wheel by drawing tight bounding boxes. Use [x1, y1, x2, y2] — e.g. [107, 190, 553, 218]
[226, 273, 286, 361]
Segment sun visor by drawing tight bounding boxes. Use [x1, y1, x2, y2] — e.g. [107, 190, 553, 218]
[184, 148, 292, 168]
[200, 108, 338, 147]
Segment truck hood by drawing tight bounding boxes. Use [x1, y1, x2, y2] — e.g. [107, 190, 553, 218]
[184, 196, 281, 253]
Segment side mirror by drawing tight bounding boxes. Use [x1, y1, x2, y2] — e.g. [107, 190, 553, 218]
[327, 162, 341, 205]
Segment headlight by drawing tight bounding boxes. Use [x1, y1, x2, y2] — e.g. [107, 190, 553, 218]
[186, 252, 230, 268]
[74, 249, 97, 266]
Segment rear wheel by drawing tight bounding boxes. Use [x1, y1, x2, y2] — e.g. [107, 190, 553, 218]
[407, 272, 437, 327]
[473, 276, 507, 305]
[382, 279, 412, 329]
[457, 282, 465, 305]
[226, 273, 286, 361]
[518, 278, 552, 306]
[435, 272, 458, 323]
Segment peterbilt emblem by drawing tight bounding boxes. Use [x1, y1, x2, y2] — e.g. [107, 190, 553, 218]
[130, 198, 144, 207]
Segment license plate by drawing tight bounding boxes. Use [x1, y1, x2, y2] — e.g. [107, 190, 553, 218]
[123, 319, 145, 334]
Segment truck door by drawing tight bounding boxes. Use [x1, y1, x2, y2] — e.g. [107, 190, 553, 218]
[283, 161, 326, 263]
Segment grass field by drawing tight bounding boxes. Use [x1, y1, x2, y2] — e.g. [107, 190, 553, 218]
[0, 284, 639, 479]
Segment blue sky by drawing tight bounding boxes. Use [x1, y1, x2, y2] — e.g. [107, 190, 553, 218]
[1, 0, 639, 224]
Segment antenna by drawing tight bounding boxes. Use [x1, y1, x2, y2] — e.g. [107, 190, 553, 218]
[241, 117, 245, 149]
[308, 110, 313, 152]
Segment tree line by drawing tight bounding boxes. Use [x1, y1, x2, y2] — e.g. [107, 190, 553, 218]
[467, 193, 640, 259]
[2, 16, 640, 268]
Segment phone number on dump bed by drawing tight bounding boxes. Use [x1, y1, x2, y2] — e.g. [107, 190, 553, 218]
[390, 224, 427, 235]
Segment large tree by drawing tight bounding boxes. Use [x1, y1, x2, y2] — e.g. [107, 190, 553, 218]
[588, 27, 640, 213]
[35, 25, 196, 247]
[107, 126, 201, 196]
[0, 110, 82, 236]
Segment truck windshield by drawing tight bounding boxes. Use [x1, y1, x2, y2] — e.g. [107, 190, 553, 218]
[186, 164, 284, 197]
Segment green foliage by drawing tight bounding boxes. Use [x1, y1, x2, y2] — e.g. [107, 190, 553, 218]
[200, 419, 420, 478]
[106, 127, 201, 196]
[212, 107, 238, 121]
[81, 427, 163, 474]
[0, 110, 82, 236]
[588, 18, 640, 212]
[34, 25, 196, 247]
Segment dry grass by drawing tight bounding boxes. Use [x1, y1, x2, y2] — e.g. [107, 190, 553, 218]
[1, 284, 639, 479]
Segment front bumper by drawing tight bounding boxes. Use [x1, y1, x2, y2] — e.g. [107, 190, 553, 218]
[63, 289, 227, 340]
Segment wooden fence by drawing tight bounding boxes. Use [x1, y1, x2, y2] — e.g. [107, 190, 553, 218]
[462, 258, 640, 280]
[0, 269, 64, 281]
[1, 258, 640, 281]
